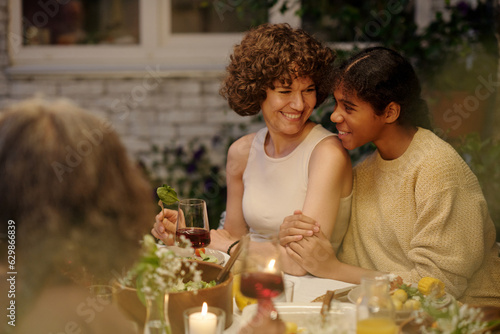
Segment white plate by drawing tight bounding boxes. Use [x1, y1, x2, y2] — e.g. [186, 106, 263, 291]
[347, 284, 452, 305]
[240, 302, 356, 334]
[157, 244, 228, 266]
[347, 284, 453, 322]
[196, 248, 229, 266]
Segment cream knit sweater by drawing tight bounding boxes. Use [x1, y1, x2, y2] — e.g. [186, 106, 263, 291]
[338, 128, 500, 306]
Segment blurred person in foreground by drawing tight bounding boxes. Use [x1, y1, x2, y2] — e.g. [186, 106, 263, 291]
[0, 97, 155, 333]
[153, 23, 353, 276]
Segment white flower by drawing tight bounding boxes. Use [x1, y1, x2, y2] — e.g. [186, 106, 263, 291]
[417, 300, 488, 334]
[124, 234, 204, 299]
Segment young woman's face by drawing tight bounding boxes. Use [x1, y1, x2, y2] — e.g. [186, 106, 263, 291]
[261, 76, 316, 135]
[330, 88, 387, 150]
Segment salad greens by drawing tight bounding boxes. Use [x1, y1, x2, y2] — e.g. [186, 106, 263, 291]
[171, 280, 217, 292]
[400, 283, 423, 299]
[157, 184, 180, 206]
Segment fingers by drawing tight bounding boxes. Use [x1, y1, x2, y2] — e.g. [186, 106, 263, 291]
[151, 223, 175, 246]
[280, 220, 319, 237]
[152, 221, 168, 239]
[151, 227, 161, 239]
[162, 208, 178, 222]
[280, 213, 319, 247]
[282, 213, 318, 228]
[153, 219, 175, 239]
[285, 243, 304, 264]
[279, 234, 303, 246]
[153, 209, 178, 246]
[155, 211, 163, 223]
[162, 218, 176, 234]
[156, 208, 178, 223]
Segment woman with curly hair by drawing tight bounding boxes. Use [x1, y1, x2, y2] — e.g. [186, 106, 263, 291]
[0, 97, 155, 333]
[153, 23, 353, 275]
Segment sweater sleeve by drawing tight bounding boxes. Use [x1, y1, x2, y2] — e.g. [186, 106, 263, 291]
[392, 159, 490, 298]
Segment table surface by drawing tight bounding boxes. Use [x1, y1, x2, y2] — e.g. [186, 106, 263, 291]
[223, 273, 356, 333]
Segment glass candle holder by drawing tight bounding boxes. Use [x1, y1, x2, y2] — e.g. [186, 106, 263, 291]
[183, 303, 225, 334]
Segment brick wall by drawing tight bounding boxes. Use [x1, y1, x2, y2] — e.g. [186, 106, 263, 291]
[0, 1, 263, 170]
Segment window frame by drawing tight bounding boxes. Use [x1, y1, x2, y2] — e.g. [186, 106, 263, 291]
[7, 0, 297, 75]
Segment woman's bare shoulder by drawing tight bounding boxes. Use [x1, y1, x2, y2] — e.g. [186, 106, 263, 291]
[227, 133, 256, 160]
[226, 133, 257, 175]
[314, 135, 351, 162]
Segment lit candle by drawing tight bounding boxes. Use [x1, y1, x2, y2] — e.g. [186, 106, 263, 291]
[264, 259, 276, 272]
[188, 302, 217, 334]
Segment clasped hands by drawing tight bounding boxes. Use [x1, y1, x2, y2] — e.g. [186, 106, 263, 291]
[279, 210, 339, 277]
[152, 208, 339, 277]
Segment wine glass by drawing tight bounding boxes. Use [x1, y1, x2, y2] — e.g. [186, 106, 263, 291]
[175, 198, 210, 249]
[239, 238, 284, 323]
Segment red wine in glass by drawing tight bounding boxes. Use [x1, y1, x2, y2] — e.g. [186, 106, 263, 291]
[176, 227, 210, 248]
[240, 272, 284, 299]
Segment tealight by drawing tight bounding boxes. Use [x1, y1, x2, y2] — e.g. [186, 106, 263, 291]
[188, 302, 217, 334]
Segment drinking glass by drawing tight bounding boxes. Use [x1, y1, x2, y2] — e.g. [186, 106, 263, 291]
[239, 238, 284, 323]
[355, 273, 396, 334]
[176, 198, 210, 249]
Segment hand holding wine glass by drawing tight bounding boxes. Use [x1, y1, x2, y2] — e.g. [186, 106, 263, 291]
[175, 198, 211, 249]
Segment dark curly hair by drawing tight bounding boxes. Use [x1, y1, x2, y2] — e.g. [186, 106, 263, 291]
[220, 23, 336, 116]
[332, 47, 432, 129]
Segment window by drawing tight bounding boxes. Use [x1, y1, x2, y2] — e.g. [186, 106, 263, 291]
[22, 0, 140, 46]
[8, 0, 284, 73]
[171, 0, 267, 33]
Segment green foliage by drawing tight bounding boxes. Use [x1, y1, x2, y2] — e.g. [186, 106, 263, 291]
[240, 1, 498, 93]
[413, 1, 498, 91]
[454, 133, 500, 241]
[146, 138, 230, 230]
[300, 0, 420, 49]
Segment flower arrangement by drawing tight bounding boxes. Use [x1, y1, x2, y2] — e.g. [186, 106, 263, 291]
[121, 234, 204, 303]
[391, 276, 500, 333]
[416, 300, 495, 334]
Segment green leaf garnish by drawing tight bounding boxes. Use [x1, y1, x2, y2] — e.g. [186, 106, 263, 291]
[157, 185, 180, 206]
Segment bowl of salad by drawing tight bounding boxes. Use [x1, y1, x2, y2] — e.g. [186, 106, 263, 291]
[113, 260, 233, 334]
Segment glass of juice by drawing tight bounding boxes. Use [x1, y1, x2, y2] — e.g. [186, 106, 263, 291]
[356, 273, 396, 334]
[175, 198, 210, 249]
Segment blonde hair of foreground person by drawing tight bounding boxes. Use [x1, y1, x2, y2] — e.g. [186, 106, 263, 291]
[0, 97, 155, 333]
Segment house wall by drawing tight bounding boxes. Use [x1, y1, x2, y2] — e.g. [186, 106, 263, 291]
[0, 0, 264, 171]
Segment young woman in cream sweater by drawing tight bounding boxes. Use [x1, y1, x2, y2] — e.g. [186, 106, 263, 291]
[280, 47, 500, 306]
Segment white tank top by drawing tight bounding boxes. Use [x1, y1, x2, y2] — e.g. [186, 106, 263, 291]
[242, 124, 352, 251]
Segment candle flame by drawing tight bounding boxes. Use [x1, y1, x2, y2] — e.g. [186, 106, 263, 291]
[201, 302, 208, 315]
[267, 259, 276, 270]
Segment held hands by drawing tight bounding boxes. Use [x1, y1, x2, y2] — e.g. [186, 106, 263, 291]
[280, 210, 339, 278]
[279, 210, 319, 246]
[151, 208, 178, 246]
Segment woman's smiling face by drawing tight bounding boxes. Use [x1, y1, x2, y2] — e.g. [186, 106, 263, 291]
[330, 87, 387, 150]
[261, 76, 316, 135]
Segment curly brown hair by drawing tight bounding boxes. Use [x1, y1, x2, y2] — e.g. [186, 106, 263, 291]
[220, 23, 336, 116]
